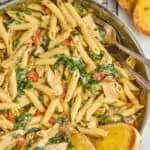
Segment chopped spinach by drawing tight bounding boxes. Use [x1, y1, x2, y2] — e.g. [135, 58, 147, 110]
[14, 113, 33, 130]
[47, 133, 65, 145]
[56, 117, 69, 126]
[94, 27, 106, 44]
[76, 4, 87, 16]
[13, 38, 20, 49]
[33, 146, 44, 150]
[71, 31, 81, 36]
[16, 68, 32, 97]
[23, 9, 32, 15]
[5, 19, 20, 26]
[25, 127, 41, 135]
[16, 12, 24, 20]
[96, 64, 122, 80]
[40, 33, 50, 51]
[39, 93, 44, 101]
[53, 55, 97, 91]
[90, 53, 103, 61]
[47, 133, 73, 148]
[97, 114, 123, 124]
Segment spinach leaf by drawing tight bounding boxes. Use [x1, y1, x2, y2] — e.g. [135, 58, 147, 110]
[56, 117, 69, 126]
[16, 68, 32, 97]
[53, 55, 97, 91]
[23, 9, 32, 15]
[94, 27, 106, 44]
[47, 133, 65, 145]
[33, 146, 44, 150]
[40, 33, 50, 51]
[90, 53, 103, 61]
[39, 93, 44, 102]
[47, 133, 73, 148]
[97, 114, 123, 124]
[25, 127, 41, 135]
[14, 113, 33, 130]
[13, 38, 20, 49]
[96, 64, 122, 80]
[16, 12, 24, 20]
[71, 31, 81, 36]
[5, 19, 20, 26]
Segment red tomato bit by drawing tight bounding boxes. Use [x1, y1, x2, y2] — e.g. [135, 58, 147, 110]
[27, 71, 39, 81]
[49, 116, 56, 125]
[17, 137, 25, 150]
[32, 30, 42, 46]
[34, 110, 44, 116]
[63, 37, 72, 46]
[93, 72, 105, 81]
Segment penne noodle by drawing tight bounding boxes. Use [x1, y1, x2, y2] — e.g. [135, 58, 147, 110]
[8, 68, 17, 99]
[78, 126, 108, 137]
[42, 0, 67, 29]
[0, 103, 20, 110]
[71, 89, 82, 124]
[39, 46, 70, 58]
[76, 97, 94, 123]
[9, 23, 32, 30]
[64, 71, 80, 102]
[24, 90, 45, 112]
[86, 95, 103, 121]
[34, 58, 57, 66]
[32, 83, 55, 99]
[41, 98, 59, 124]
[47, 67, 63, 96]
[48, 14, 58, 40]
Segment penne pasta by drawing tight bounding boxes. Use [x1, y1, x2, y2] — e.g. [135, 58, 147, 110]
[24, 90, 45, 112]
[64, 71, 80, 102]
[41, 98, 59, 124]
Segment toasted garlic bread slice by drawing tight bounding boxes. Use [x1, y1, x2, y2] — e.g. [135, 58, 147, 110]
[118, 0, 135, 12]
[70, 133, 96, 150]
[91, 123, 140, 150]
[133, 0, 150, 35]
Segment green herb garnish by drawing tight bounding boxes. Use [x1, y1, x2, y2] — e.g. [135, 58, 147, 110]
[14, 113, 33, 130]
[71, 31, 81, 36]
[25, 127, 41, 135]
[47, 133, 65, 144]
[13, 38, 20, 49]
[90, 53, 103, 61]
[23, 9, 32, 15]
[47, 133, 73, 148]
[94, 27, 106, 44]
[40, 33, 50, 51]
[56, 117, 69, 126]
[97, 114, 124, 124]
[5, 19, 20, 26]
[96, 64, 122, 80]
[16, 68, 32, 97]
[53, 55, 97, 91]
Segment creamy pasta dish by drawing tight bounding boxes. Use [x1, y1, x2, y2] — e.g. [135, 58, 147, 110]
[0, 0, 144, 149]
